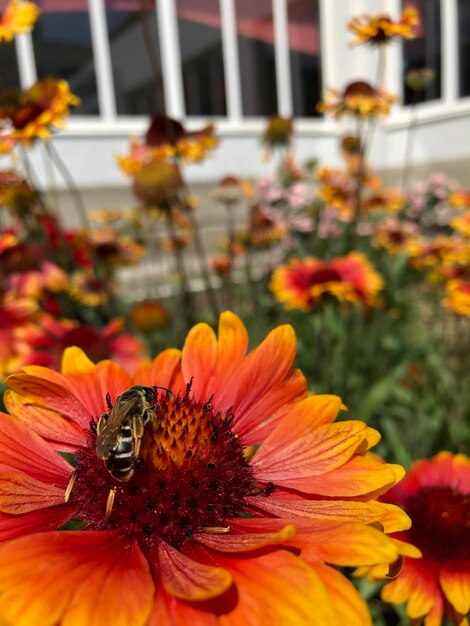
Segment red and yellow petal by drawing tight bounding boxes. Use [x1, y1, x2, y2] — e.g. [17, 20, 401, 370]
[310, 562, 372, 626]
[3, 390, 86, 451]
[157, 542, 233, 601]
[0, 412, 72, 485]
[0, 506, 75, 544]
[0, 471, 66, 514]
[252, 420, 369, 489]
[193, 523, 296, 553]
[0, 531, 154, 626]
[440, 563, 470, 616]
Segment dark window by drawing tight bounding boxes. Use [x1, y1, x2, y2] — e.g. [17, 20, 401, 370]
[458, 0, 470, 97]
[235, 0, 277, 116]
[106, 0, 164, 116]
[0, 0, 21, 89]
[402, 0, 441, 104]
[32, 0, 99, 114]
[288, 0, 322, 117]
[176, 0, 226, 116]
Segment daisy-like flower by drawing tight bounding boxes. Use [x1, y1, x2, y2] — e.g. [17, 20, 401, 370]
[373, 218, 419, 256]
[249, 204, 288, 248]
[0, 0, 39, 42]
[11, 314, 146, 373]
[0, 78, 79, 150]
[261, 115, 293, 150]
[130, 300, 170, 333]
[270, 253, 384, 311]
[348, 7, 419, 46]
[116, 115, 218, 175]
[318, 81, 397, 120]
[0, 312, 410, 626]
[443, 279, 470, 316]
[451, 210, 470, 237]
[379, 452, 470, 626]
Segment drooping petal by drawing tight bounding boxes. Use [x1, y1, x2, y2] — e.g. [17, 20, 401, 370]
[193, 524, 295, 553]
[0, 411, 72, 484]
[158, 541, 233, 601]
[0, 531, 154, 626]
[310, 562, 372, 626]
[291, 521, 400, 567]
[3, 390, 86, 451]
[0, 471, 65, 514]
[440, 563, 470, 616]
[382, 559, 439, 620]
[252, 420, 368, 488]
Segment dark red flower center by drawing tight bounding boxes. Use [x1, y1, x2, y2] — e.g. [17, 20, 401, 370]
[405, 486, 470, 562]
[71, 388, 258, 555]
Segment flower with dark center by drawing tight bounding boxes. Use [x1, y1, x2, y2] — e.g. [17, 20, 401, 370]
[0, 312, 411, 626]
[270, 253, 383, 311]
[379, 452, 470, 626]
[318, 81, 397, 120]
[347, 8, 419, 46]
[0, 0, 39, 43]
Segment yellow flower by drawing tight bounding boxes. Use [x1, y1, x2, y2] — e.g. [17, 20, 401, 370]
[451, 210, 470, 237]
[348, 7, 420, 46]
[443, 279, 470, 316]
[318, 81, 397, 120]
[0, 0, 39, 43]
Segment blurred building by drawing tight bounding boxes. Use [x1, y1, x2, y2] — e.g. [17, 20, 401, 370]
[2, 0, 470, 190]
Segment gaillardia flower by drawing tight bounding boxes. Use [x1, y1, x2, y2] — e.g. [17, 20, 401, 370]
[380, 452, 470, 626]
[0, 0, 39, 42]
[318, 81, 397, 120]
[347, 7, 419, 46]
[271, 253, 384, 311]
[443, 279, 470, 317]
[0, 313, 409, 626]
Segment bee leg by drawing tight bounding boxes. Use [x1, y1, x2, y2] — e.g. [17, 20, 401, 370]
[106, 392, 113, 411]
[64, 472, 76, 503]
[106, 487, 117, 519]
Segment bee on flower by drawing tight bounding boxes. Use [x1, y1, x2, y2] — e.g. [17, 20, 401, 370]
[0, 312, 411, 626]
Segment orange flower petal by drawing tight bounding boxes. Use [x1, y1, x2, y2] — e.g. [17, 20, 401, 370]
[6, 369, 93, 430]
[0, 505, 75, 544]
[181, 321, 218, 399]
[253, 394, 343, 448]
[4, 390, 86, 451]
[440, 564, 470, 615]
[310, 562, 372, 626]
[299, 455, 404, 498]
[214, 548, 340, 626]
[247, 495, 390, 523]
[0, 471, 65, 514]
[0, 411, 72, 484]
[252, 421, 369, 489]
[193, 524, 295, 552]
[293, 521, 399, 567]
[61, 347, 132, 419]
[158, 541, 233, 601]
[0, 531, 154, 626]
[132, 348, 184, 393]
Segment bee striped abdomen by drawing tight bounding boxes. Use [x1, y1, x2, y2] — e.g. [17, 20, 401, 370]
[105, 424, 135, 480]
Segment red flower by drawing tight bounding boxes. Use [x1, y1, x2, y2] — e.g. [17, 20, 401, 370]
[0, 313, 409, 625]
[380, 452, 470, 626]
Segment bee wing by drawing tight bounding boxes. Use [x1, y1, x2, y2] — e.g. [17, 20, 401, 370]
[95, 396, 140, 458]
